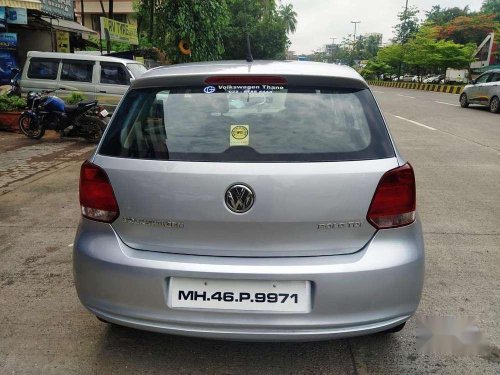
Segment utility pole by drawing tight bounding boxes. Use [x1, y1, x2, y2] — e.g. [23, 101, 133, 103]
[330, 37, 336, 63]
[149, 0, 154, 43]
[109, 0, 114, 19]
[80, 0, 85, 26]
[350, 21, 361, 50]
[350, 21, 361, 66]
[398, 0, 409, 78]
[107, 0, 114, 54]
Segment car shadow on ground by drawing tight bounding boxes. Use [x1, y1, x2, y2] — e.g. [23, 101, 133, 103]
[90, 323, 405, 374]
[466, 105, 498, 114]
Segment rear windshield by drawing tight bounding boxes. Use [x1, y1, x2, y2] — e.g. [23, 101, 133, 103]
[99, 85, 394, 162]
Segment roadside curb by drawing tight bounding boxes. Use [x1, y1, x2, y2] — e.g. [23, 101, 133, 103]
[368, 80, 463, 94]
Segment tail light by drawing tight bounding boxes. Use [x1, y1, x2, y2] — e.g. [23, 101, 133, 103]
[204, 76, 287, 85]
[79, 161, 119, 223]
[367, 163, 416, 229]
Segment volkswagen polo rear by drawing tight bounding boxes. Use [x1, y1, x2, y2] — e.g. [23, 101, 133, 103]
[73, 61, 424, 341]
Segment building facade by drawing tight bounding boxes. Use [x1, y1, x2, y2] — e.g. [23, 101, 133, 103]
[75, 0, 136, 32]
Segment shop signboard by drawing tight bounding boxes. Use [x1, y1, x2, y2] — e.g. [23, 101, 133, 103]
[7, 8, 28, 25]
[100, 17, 138, 45]
[40, 0, 74, 21]
[0, 32, 17, 50]
[56, 31, 70, 52]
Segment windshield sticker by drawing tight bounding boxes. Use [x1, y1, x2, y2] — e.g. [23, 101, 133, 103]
[203, 85, 285, 94]
[230, 125, 249, 146]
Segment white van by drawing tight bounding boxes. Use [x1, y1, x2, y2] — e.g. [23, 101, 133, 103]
[20, 51, 147, 112]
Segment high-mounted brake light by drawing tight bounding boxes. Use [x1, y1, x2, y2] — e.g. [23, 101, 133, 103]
[79, 161, 119, 223]
[204, 75, 287, 85]
[367, 163, 416, 229]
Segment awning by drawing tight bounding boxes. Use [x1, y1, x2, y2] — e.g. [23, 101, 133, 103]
[0, 0, 41, 10]
[41, 17, 97, 34]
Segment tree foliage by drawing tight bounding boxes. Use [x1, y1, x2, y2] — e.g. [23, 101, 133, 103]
[425, 5, 470, 25]
[481, 0, 500, 21]
[279, 3, 297, 34]
[392, 5, 420, 44]
[222, 0, 294, 60]
[434, 14, 498, 45]
[404, 27, 475, 72]
[137, 0, 230, 63]
[136, 0, 296, 63]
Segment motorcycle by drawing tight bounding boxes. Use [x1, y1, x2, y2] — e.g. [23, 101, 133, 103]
[18, 90, 109, 143]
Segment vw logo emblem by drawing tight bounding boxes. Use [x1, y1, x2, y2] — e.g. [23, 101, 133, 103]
[225, 184, 255, 213]
[203, 86, 216, 94]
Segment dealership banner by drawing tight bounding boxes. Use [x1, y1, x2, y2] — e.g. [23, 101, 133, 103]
[7, 8, 28, 25]
[0, 32, 17, 50]
[100, 17, 138, 45]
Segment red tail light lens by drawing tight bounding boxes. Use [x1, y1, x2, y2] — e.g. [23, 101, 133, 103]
[367, 163, 416, 229]
[79, 161, 119, 223]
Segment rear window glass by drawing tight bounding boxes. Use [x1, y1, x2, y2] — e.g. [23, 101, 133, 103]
[99, 85, 394, 162]
[27, 59, 59, 80]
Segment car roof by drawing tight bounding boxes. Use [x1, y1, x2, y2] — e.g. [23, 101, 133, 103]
[133, 60, 367, 89]
[26, 51, 139, 64]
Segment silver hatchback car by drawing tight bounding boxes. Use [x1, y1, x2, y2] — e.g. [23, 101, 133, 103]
[460, 69, 500, 113]
[74, 61, 424, 341]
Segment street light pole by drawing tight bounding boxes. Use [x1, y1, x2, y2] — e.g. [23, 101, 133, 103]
[351, 21, 361, 49]
[330, 37, 336, 63]
[350, 21, 361, 66]
[398, 0, 409, 79]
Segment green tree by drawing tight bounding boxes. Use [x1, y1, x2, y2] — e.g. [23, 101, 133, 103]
[425, 5, 470, 25]
[376, 44, 404, 72]
[279, 3, 297, 34]
[361, 59, 390, 80]
[222, 0, 291, 60]
[481, 0, 500, 21]
[137, 0, 230, 63]
[393, 5, 420, 44]
[404, 26, 475, 75]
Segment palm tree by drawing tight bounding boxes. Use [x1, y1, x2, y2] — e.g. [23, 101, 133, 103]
[279, 4, 297, 34]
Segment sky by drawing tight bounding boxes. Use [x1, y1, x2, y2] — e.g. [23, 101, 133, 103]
[285, 0, 485, 54]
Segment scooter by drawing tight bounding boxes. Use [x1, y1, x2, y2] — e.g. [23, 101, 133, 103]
[18, 90, 108, 143]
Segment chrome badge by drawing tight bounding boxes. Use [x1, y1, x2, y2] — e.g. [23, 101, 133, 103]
[225, 184, 255, 213]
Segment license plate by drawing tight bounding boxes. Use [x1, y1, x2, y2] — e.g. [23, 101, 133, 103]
[169, 278, 311, 313]
[99, 109, 109, 117]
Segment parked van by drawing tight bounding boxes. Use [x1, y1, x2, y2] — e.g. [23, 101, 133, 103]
[20, 51, 147, 112]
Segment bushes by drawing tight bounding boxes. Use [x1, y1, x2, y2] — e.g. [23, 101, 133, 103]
[0, 95, 26, 112]
[66, 92, 87, 104]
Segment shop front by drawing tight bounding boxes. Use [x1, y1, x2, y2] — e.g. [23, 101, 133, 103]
[0, 0, 96, 83]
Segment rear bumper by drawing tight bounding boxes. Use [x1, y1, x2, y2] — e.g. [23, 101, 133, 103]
[74, 219, 424, 341]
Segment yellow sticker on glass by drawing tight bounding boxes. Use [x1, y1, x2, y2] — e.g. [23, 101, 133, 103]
[230, 125, 249, 146]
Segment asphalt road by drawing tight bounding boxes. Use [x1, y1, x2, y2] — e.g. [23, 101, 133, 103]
[0, 87, 499, 374]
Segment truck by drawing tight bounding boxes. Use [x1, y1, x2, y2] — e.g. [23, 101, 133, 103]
[445, 69, 469, 84]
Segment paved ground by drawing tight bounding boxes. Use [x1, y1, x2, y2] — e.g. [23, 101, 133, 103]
[0, 88, 499, 374]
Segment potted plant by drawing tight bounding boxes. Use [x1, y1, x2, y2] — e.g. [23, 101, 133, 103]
[0, 95, 26, 132]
